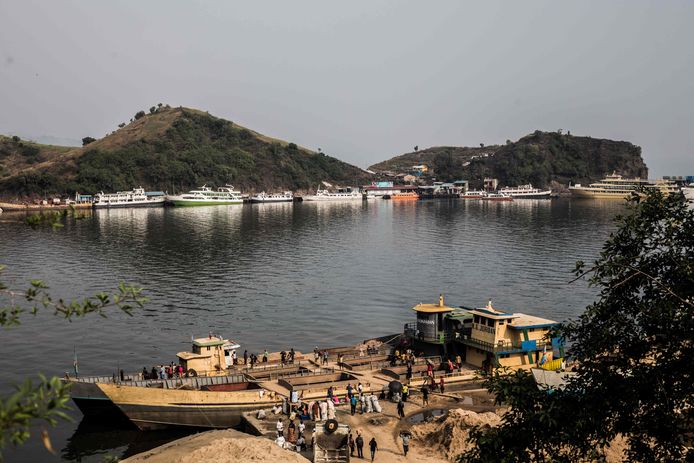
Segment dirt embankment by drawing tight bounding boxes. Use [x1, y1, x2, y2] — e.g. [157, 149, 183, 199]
[122, 429, 310, 463]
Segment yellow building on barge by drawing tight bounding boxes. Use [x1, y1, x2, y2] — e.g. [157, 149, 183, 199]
[407, 296, 563, 371]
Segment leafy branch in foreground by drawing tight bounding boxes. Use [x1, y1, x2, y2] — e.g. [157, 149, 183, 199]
[0, 265, 147, 327]
[460, 191, 694, 462]
[0, 376, 71, 457]
[0, 264, 147, 460]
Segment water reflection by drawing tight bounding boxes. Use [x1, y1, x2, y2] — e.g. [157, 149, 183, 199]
[0, 198, 626, 462]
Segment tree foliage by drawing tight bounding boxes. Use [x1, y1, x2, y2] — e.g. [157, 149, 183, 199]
[0, 263, 147, 460]
[81, 137, 96, 146]
[460, 191, 694, 462]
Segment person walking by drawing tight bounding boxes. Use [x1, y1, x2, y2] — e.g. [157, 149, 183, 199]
[397, 400, 405, 419]
[369, 437, 378, 461]
[421, 384, 429, 406]
[402, 384, 409, 402]
[350, 394, 358, 415]
[401, 433, 410, 456]
[439, 376, 445, 394]
[356, 433, 364, 459]
[348, 433, 356, 457]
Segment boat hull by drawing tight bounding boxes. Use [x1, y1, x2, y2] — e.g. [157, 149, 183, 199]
[93, 199, 165, 209]
[67, 380, 128, 419]
[568, 188, 632, 199]
[97, 383, 280, 430]
[249, 198, 293, 203]
[166, 199, 244, 206]
[507, 192, 552, 199]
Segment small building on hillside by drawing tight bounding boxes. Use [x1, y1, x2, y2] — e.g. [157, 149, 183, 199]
[458, 301, 562, 371]
[483, 178, 498, 192]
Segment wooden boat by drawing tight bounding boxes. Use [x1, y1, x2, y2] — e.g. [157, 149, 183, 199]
[97, 379, 281, 430]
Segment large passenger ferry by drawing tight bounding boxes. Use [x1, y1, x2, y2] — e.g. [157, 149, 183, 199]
[166, 185, 244, 206]
[499, 184, 551, 199]
[569, 173, 679, 199]
[92, 187, 165, 209]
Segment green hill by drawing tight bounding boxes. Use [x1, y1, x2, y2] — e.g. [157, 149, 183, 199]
[0, 106, 372, 197]
[370, 131, 648, 189]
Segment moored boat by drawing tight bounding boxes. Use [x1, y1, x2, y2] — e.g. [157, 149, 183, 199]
[482, 193, 513, 202]
[390, 191, 419, 200]
[569, 173, 679, 199]
[303, 187, 370, 201]
[499, 184, 551, 199]
[461, 190, 486, 199]
[250, 191, 294, 203]
[166, 185, 244, 206]
[96, 378, 274, 430]
[93, 187, 165, 209]
[683, 186, 694, 202]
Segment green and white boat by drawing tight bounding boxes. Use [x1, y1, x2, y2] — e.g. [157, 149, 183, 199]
[166, 185, 244, 206]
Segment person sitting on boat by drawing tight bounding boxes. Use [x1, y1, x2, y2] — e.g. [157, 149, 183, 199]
[150, 366, 158, 380]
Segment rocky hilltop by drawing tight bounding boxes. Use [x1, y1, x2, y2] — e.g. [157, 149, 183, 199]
[370, 131, 649, 189]
[0, 106, 372, 197]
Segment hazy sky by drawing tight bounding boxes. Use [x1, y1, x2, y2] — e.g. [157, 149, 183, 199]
[1, 1, 692, 175]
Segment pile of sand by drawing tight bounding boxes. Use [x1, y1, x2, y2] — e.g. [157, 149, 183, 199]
[122, 429, 310, 463]
[410, 409, 502, 460]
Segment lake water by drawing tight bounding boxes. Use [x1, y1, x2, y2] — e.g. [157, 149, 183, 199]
[0, 198, 625, 462]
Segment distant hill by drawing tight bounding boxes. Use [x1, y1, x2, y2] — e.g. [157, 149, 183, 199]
[0, 106, 372, 197]
[370, 131, 648, 189]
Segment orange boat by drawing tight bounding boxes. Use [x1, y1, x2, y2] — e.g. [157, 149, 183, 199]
[390, 192, 420, 200]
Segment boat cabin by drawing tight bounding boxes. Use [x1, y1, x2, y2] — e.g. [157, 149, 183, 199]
[410, 295, 455, 344]
[176, 335, 240, 376]
[460, 301, 561, 370]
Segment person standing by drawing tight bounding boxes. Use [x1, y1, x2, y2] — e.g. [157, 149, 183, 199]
[397, 400, 405, 419]
[402, 384, 409, 402]
[356, 433, 364, 459]
[263, 349, 268, 363]
[348, 433, 356, 457]
[421, 384, 429, 406]
[439, 376, 445, 394]
[298, 419, 305, 438]
[243, 350, 248, 365]
[401, 433, 410, 456]
[276, 418, 284, 438]
[357, 382, 364, 397]
[369, 437, 378, 461]
[323, 350, 329, 365]
[350, 394, 358, 415]
[346, 383, 354, 399]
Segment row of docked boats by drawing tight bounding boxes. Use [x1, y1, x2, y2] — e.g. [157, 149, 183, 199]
[90, 185, 375, 208]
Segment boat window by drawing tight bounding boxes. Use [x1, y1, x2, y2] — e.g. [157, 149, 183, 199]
[207, 346, 210, 351]
[498, 320, 505, 325]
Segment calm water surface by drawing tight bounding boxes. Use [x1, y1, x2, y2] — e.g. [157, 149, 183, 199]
[0, 198, 625, 462]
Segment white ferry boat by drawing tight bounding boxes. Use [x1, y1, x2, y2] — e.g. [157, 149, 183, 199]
[92, 187, 165, 209]
[499, 184, 551, 199]
[481, 192, 513, 202]
[250, 191, 293, 203]
[569, 173, 679, 199]
[303, 187, 370, 201]
[461, 190, 487, 199]
[166, 185, 244, 206]
[683, 186, 694, 202]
